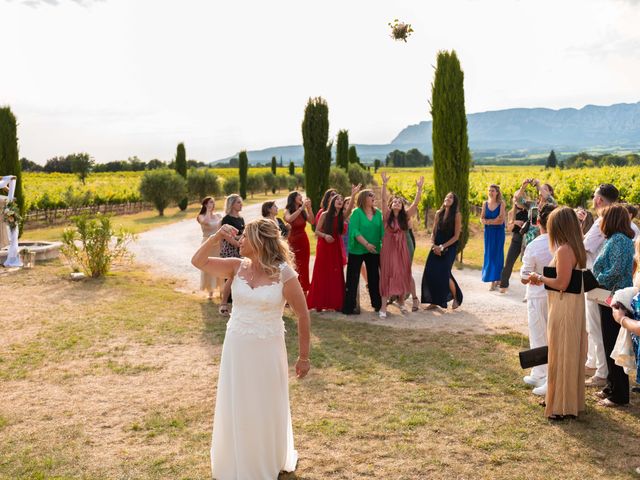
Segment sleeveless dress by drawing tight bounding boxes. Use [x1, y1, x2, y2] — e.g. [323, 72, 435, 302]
[287, 214, 311, 293]
[421, 219, 463, 308]
[379, 214, 412, 298]
[481, 202, 505, 282]
[307, 216, 346, 311]
[199, 214, 222, 292]
[211, 260, 299, 479]
[545, 260, 587, 418]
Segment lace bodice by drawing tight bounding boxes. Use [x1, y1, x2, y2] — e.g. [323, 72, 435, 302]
[226, 261, 297, 338]
[200, 214, 222, 238]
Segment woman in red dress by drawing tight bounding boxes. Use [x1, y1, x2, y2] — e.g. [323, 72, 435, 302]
[307, 194, 348, 311]
[284, 191, 315, 293]
[315, 189, 337, 225]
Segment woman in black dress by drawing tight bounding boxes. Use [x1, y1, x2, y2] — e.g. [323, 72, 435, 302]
[499, 193, 529, 293]
[219, 194, 245, 315]
[421, 192, 463, 309]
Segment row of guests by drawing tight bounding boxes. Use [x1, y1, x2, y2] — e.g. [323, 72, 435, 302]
[519, 183, 640, 421]
[198, 181, 465, 318]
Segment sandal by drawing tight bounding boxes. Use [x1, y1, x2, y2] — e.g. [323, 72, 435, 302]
[548, 414, 565, 421]
[218, 304, 230, 316]
[598, 398, 627, 408]
[400, 305, 409, 315]
[412, 297, 420, 312]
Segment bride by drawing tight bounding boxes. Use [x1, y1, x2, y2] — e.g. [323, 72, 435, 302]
[192, 218, 311, 479]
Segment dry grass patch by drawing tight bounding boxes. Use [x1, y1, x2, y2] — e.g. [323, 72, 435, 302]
[1, 261, 640, 479]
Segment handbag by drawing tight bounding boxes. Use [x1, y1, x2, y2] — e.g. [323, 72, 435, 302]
[519, 346, 548, 369]
[542, 267, 598, 294]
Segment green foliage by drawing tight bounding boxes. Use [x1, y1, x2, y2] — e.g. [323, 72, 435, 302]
[61, 213, 134, 278]
[20, 158, 43, 172]
[270, 157, 277, 192]
[348, 145, 359, 165]
[385, 148, 430, 167]
[223, 176, 240, 196]
[175, 143, 188, 210]
[0, 107, 25, 226]
[302, 97, 330, 212]
[277, 173, 289, 192]
[329, 167, 350, 196]
[431, 50, 471, 252]
[564, 151, 640, 169]
[295, 173, 305, 189]
[347, 163, 373, 188]
[187, 168, 221, 201]
[374, 159, 381, 172]
[262, 171, 277, 195]
[139, 169, 187, 216]
[238, 150, 249, 199]
[70, 153, 94, 185]
[246, 173, 264, 198]
[336, 129, 349, 170]
[546, 150, 557, 169]
[286, 175, 298, 191]
[288, 161, 295, 176]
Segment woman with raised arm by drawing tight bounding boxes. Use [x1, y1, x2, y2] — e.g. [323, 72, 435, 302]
[378, 173, 424, 318]
[481, 184, 506, 291]
[197, 196, 223, 300]
[192, 218, 311, 479]
[528, 207, 587, 420]
[218, 194, 245, 315]
[284, 191, 315, 294]
[499, 180, 529, 294]
[307, 194, 348, 312]
[421, 192, 463, 310]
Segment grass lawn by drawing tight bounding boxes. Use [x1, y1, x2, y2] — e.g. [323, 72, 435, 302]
[2, 261, 640, 479]
[23, 193, 285, 242]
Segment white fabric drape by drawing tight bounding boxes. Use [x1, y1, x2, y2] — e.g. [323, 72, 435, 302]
[1, 175, 21, 267]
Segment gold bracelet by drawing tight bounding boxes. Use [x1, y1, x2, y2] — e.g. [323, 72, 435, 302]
[298, 357, 310, 363]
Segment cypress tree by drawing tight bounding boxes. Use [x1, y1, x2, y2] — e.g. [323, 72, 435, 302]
[238, 150, 249, 199]
[546, 149, 557, 169]
[175, 142, 188, 210]
[0, 107, 25, 225]
[373, 159, 381, 172]
[431, 50, 471, 254]
[301, 97, 330, 212]
[270, 156, 277, 193]
[336, 129, 349, 170]
[348, 145, 359, 164]
[288, 161, 295, 176]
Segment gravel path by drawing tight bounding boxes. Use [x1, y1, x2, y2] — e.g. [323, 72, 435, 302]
[130, 204, 528, 335]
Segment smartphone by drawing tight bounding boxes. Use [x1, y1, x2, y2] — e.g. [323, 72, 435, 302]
[611, 301, 633, 317]
[520, 270, 532, 280]
[530, 206, 538, 226]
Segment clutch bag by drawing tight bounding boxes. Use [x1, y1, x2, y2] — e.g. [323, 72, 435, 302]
[519, 346, 548, 369]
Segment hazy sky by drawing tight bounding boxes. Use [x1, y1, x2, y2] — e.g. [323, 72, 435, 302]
[2, 0, 639, 164]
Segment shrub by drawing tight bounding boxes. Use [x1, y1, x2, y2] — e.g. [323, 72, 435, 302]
[277, 174, 289, 192]
[286, 175, 298, 191]
[294, 173, 305, 189]
[61, 214, 134, 278]
[139, 169, 187, 216]
[246, 173, 265, 198]
[329, 167, 350, 196]
[348, 163, 373, 187]
[224, 176, 240, 196]
[187, 168, 221, 201]
[262, 171, 277, 195]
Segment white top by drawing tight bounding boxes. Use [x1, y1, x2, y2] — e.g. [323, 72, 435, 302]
[584, 217, 604, 269]
[632, 221, 640, 240]
[521, 233, 553, 299]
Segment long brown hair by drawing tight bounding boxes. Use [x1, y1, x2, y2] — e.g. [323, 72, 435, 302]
[600, 204, 634, 239]
[547, 206, 587, 269]
[356, 189, 374, 210]
[198, 196, 214, 216]
[387, 196, 409, 231]
[322, 194, 345, 236]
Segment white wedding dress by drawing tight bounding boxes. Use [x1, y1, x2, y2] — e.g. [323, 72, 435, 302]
[211, 260, 298, 480]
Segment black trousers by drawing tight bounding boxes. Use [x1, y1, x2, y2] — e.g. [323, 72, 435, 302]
[500, 232, 523, 288]
[599, 304, 629, 404]
[342, 253, 381, 314]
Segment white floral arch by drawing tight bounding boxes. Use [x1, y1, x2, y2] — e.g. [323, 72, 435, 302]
[1, 175, 22, 267]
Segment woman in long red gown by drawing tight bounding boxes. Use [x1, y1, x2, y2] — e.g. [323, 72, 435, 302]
[284, 191, 315, 293]
[307, 194, 350, 311]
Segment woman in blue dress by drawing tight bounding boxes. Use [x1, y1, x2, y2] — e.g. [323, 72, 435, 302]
[481, 184, 506, 290]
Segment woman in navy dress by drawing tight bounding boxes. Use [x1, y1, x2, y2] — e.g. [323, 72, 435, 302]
[481, 184, 506, 290]
[421, 192, 463, 309]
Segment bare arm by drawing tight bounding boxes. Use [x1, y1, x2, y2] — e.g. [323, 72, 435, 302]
[343, 184, 362, 218]
[533, 245, 576, 291]
[283, 277, 311, 379]
[440, 212, 462, 250]
[380, 172, 390, 217]
[284, 206, 304, 224]
[191, 230, 241, 278]
[314, 212, 334, 243]
[480, 202, 487, 225]
[406, 176, 424, 218]
[612, 307, 640, 335]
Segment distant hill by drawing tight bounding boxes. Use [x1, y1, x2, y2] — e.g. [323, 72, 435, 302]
[213, 101, 640, 165]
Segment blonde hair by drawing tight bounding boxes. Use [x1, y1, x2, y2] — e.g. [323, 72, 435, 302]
[225, 194, 241, 215]
[243, 218, 293, 278]
[547, 206, 587, 269]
